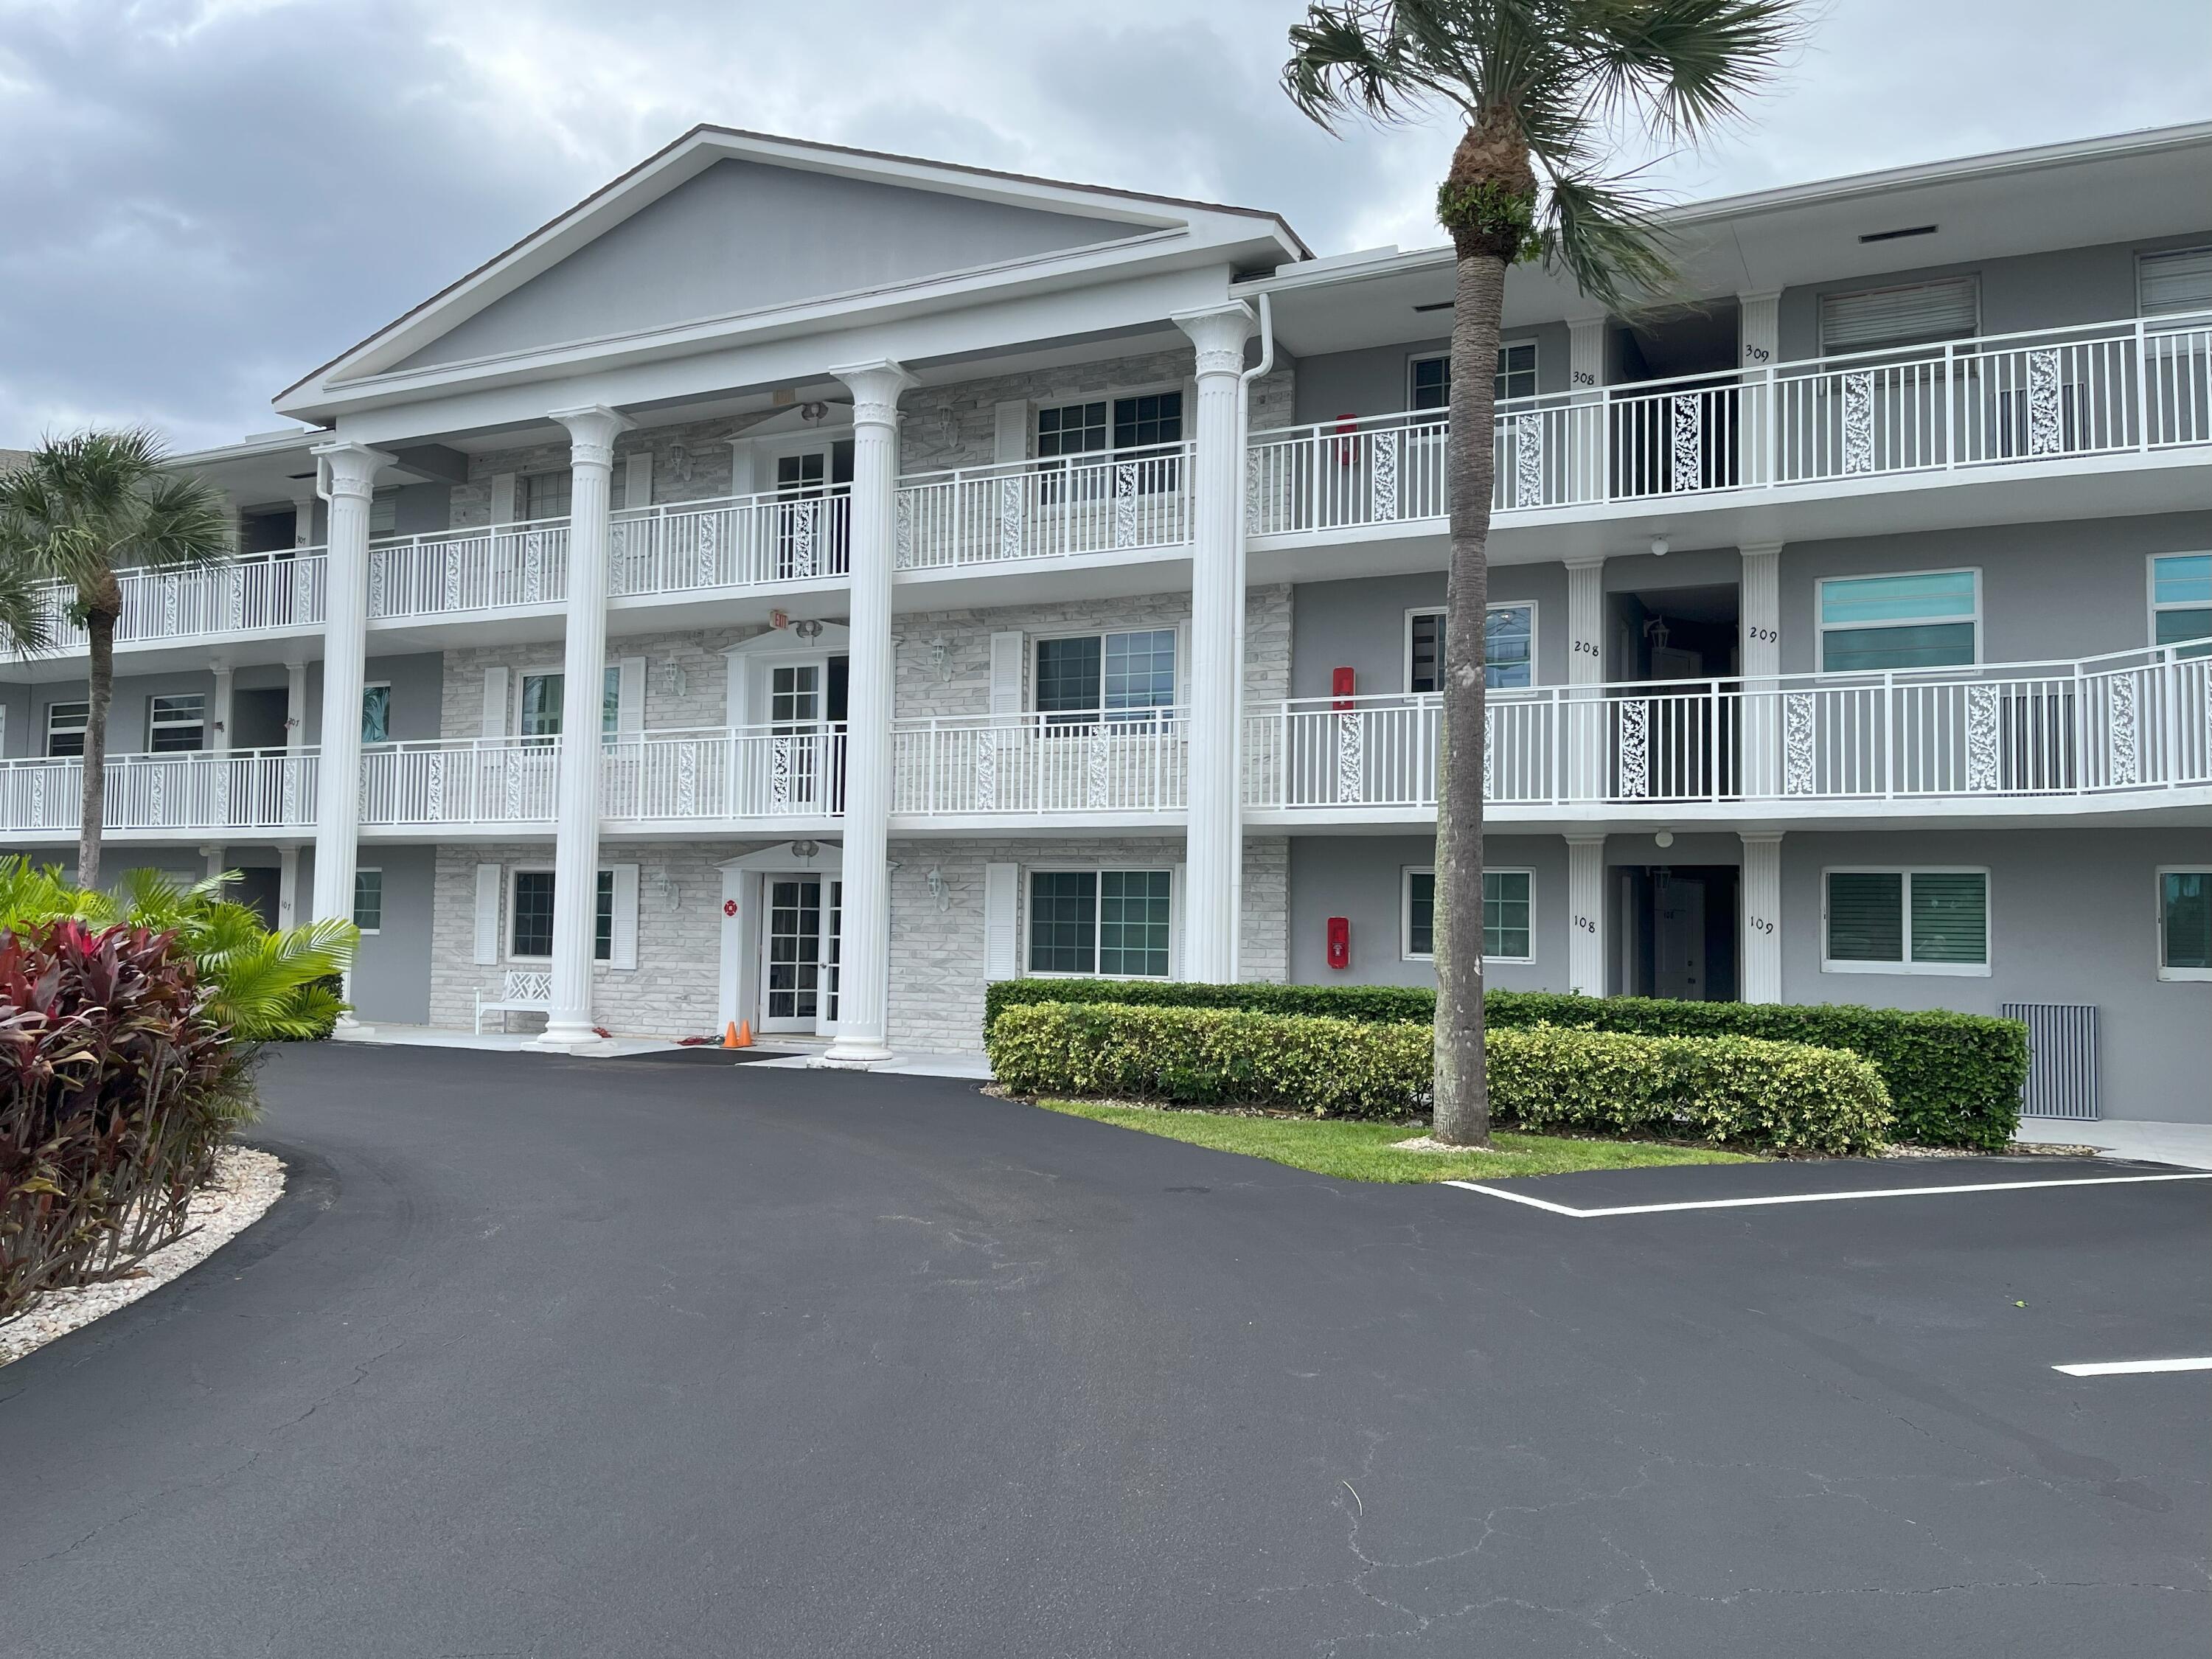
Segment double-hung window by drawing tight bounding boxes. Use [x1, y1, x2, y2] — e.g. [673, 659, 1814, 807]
[517, 666, 623, 742]
[1403, 869, 1534, 961]
[1823, 869, 1989, 974]
[1818, 569, 1978, 672]
[1034, 629, 1176, 727]
[509, 869, 615, 962]
[352, 869, 383, 933]
[2159, 869, 2211, 981]
[1408, 344, 1538, 412]
[518, 470, 572, 523]
[45, 701, 89, 759]
[1818, 276, 1980, 355]
[2150, 553, 2211, 656]
[1036, 392, 1183, 495]
[147, 695, 207, 753]
[1408, 604, 1536, 692]
[1026, 869, 1172, 978]
[2138, 247, 2212, 324]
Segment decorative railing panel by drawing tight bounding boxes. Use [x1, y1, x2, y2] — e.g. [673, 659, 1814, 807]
[609, 491, 851, 597]
[891, 710, 1190, 815]
[895, 445, 1194, 571]
[0, 748, 317, 834]
[368, 523, 571, 619]
[1248, 313, 2212, 535]
[358, 738, 559, 827]
[599, 726, 847, 821]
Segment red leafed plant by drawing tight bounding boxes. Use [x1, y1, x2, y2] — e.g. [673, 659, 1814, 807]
[0, 919, 252, 1321]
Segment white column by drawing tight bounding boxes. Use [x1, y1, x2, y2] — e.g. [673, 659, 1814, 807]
[821, 361, 915, 1065]
[1740, 543, 1783, 799]
[1565, 556, 1607, 802]
[285, 661, 308, 751]
[1567, 318, 1608, 501]
[202, 843, 224, 880]
[278, 844, 300, 930]
[291, 489, 319, 549]
[309, 443, 389, 933]
[1739, 832, 1784, 1004]
[1738, 292, 1780, 485]
[1566, 834, 1607, 996]
[539, 406, 632, 1048]
[210, 664, 234, 754]
[1173, 302, 1255, 984]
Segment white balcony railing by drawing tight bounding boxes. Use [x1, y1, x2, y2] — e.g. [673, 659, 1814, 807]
[0, 748, 318, 835]
[609, 490, 850, 598]
[891, 709, 1191, 815]
[896, 444, 1195, 571]
[600, 726, 846, 821]
[368, 522, 571, 619]
[358, 737, 560, 828]
[17, 552, 327, 653]
[1243, 648, 2212, 813]
[1248, 312, 2212, 535]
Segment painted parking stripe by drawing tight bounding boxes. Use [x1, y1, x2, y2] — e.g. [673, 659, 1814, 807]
[2052, 1357, 2212, 1377]
[1445, 1170, 2212, 1219]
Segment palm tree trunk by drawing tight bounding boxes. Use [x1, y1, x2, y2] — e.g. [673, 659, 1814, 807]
[78, 608, 115, 890]
[1430, 249, 1506, 1147]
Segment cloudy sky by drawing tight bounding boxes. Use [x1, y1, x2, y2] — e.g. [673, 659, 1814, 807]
[1, 0, 2205, 452]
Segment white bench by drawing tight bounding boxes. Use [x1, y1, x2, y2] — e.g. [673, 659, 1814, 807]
[475, 970, 552, 1034]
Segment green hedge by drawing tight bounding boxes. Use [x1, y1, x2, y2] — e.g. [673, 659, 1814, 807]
[982, 979, 2023, 1149]
[986, 1002, 1893, 1155]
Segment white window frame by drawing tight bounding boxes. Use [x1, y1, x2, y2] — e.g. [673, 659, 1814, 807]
[2156, 866, 2212, 983]
[1406, 342, 1540, 413]
[516, 469, 573, 524]
[1817, 276, 1983, 355]
[45, 700, 89, 758]
[506, 865, 616, 965]
[1029, 627, 1180, 720]
[1404, 601, 1540, 693]
[352, 866, 383, 936]
[145, 693, 208, 754]
[1815, 567, 1982, 674]
[1402, 866, 1537, 964]
[1032, 380, 1191, 459]
[1820, 866, 1992, 977]
[514, 662, 623, 740]
[2148, 551, 2212, 652]
[368, 493, 399, 538]
[1022, 865, 1177, 981]
[2137, 246, 2212, 321]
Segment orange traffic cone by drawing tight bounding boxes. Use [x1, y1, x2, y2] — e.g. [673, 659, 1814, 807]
[724, 1019, 754, 1049]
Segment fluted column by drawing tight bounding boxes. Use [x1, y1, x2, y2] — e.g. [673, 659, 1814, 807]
[540, 405, 632, 1048]
[1739, 832, 1784, 1004]
[1566, 834, 1608, 996]
[1173, 303, 1254, 984]
[1739, 543, 1784, 800]
[309, 442, 389, 932]
[822, 361, 915, 1065]
[1565, 556, 1607, 802]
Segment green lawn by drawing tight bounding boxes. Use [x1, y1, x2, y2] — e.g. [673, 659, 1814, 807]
[1033, 1099, 1756, 1184]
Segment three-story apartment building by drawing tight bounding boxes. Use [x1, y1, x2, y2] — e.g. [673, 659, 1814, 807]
[4, 122, 2206, 1120]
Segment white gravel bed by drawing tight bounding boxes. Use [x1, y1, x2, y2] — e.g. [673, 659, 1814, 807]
[0, 1145, 286, 1368]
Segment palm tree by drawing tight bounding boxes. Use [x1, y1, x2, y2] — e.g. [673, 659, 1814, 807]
[0, 430, 234, 888]
[1284, 0, 1801, 1145]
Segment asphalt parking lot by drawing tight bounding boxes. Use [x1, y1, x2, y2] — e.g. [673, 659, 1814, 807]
[2, 1043, 2203, 1658]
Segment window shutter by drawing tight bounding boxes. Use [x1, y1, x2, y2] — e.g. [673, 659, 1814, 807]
[489, 473, 518, 526]
[1171, 863, 1188, 979]
[728, 439, 757, 498]
[481, 666, 509, 738]
[473, 863, 501, 964]
[2140, 246, 2212, 318]
[617, 656, 646, 734]
[622, 452, 653, 511]
[1176, 619, 1192, 709]
[988, 631, 1024, 716]
[1818, 277, 1980, 353]
[982, 861, 1020, 980]
[610, 863, 640, 970]
[992, 401, 1029, 465]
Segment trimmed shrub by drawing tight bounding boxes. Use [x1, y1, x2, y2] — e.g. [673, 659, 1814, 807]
[986, 1002, 1893, 1154]
[982, 978, 2020, 1149]
[0, 920, 254, 1319]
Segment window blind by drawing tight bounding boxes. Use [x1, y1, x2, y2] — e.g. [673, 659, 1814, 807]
[1826, 872, 1903, 961]
[1819, 277, 1980, 352]
[2139, 246, 2212, 317]
[1907, 873, 1987, 964]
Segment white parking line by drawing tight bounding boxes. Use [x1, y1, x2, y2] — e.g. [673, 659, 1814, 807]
[1445, 1170, 2212, 1219]
[2052, 1357, 2212, 1377]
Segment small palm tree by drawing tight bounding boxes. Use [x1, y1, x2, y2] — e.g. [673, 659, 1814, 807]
[1284, 0, 1801, 1146]
[0, 430, 234, 888]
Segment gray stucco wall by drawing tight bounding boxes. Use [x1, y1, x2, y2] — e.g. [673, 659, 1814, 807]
[351, 842, 435, 1025]
[1290, 321, 1573, 425]
[1287, 833, 1567, 990]
[397, 159, 1140, 370]
[1779, 827, 2211, 1124]
[1776, 230, 2212, 361]
[1289, 566, 1571, 698]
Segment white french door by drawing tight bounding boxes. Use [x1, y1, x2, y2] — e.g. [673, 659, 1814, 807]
[771, 443, 854, 578]
[759, 876, 843, 1034]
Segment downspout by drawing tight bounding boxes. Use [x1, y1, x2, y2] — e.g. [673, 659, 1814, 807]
[1229, 292, 1273, 980]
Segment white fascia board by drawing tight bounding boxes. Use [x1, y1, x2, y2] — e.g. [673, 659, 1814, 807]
[321, 264, 1237, 447]
[285, 125, 1298, 410]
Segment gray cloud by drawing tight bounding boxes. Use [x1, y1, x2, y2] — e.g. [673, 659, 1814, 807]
[0, 0, 2202, 451]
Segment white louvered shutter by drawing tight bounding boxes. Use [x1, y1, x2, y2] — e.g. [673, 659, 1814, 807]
[622, 452, 653, 512]
[610, 863, 639, 970]
[992, 401, 1029, 465]
[1818, 277, 1980, 353]
[489, 473, 518, 526]
[473, 864, 501, 964]
[481, 667, 509, 737]
[2139, 247, 2212, 319]
[988, 632, 1024, 716]
[982, 862, 1020, 981]
[616, 657, 646, 734]
[1171, 863, 1188, 980]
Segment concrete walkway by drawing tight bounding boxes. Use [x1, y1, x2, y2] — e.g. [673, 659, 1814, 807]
[2014, 1116, 2212, 1171]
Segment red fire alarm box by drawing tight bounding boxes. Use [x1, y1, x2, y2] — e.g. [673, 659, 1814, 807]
[1326, 917, 1350, 971]
[1332, 666, 1356, 712]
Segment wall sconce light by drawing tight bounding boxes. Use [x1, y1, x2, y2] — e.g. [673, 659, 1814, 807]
[795, 618, 824, 643]
[664, 660, 689, 698]
[655, 869, 681, 908]
[929, 637, 953, 682]
[926, 866, 951, 911]
[934, 404, 959, 448]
